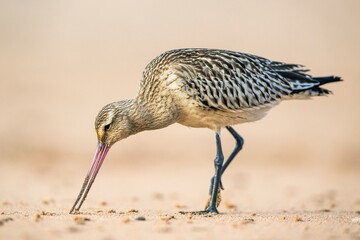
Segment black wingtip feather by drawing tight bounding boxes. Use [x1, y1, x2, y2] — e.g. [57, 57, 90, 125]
[313, 76, 343, 86]
[290, 75, 342, 96]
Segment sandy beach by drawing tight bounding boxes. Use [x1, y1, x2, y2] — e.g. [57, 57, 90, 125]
[1, 0, 359, 239]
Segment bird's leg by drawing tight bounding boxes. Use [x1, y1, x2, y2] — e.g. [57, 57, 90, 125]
[203, 132, 224, 213]
[180, 132, 224, 215]
[205, 133, 224, 213]
[205, 126, 244, 209]
[221, 126, 244, 177]
[180, 129, 243, 215]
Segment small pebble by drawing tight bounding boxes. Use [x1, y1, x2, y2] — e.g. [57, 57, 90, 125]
[40, 211, 56, 216]
[293, 216, 303, 222]
[160, 215, 175, 221]
[100, 201, 107, 206]
[107, 209, 116, 214]
[239, 218, 255, 225]
[127, 209, 139, 213]
[135, 216, 146, 221]
[73, 216, 90, 224]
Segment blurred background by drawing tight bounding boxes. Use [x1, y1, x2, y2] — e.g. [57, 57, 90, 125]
[0, 0, 359, 209]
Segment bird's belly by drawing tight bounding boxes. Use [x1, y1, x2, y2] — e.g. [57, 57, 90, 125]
[177, 104, 275, 131]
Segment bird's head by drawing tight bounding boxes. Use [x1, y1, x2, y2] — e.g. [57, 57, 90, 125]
[69, 100, 135, 214]
[95, 101, 135, 147]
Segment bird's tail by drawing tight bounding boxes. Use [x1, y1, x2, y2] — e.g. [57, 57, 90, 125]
[290, 75, 342, 97]
[314, 76, 342, 86]
[306, 75, 342, 96]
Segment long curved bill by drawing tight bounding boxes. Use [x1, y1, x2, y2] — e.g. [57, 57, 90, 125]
[69, 143, 110, 214]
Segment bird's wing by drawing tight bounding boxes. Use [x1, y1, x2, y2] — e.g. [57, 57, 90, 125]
[142, 48, 323, 111]
[167, 49, 301, 111]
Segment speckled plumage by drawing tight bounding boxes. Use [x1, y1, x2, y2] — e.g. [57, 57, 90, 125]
[137, 48, 340, 131]
[70, 48, 341, 214]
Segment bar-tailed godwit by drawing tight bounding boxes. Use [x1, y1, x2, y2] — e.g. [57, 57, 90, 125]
[70, 48, 341, 214]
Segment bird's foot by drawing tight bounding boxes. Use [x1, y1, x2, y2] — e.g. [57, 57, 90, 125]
[179, 189, 222, 215]
[179, 208, 218, 215]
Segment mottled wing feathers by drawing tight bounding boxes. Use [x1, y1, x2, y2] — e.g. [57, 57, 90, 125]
[142, 48, 338, 111]
[168, 49, 292, 111]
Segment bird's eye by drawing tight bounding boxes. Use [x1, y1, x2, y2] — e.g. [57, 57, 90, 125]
[104, 124, 111, 131]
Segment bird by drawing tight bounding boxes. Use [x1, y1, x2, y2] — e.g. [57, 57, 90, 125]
[69, 48, 341, 214]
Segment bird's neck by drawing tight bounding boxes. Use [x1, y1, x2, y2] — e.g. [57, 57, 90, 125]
[126, 98, 179, 134]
